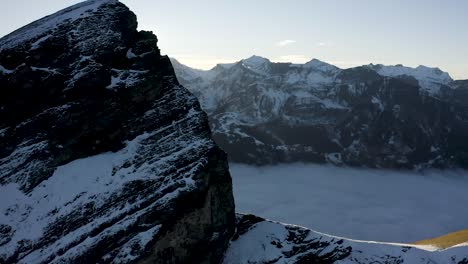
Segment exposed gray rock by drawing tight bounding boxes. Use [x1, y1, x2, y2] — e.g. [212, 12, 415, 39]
[0, 1, 235, 263]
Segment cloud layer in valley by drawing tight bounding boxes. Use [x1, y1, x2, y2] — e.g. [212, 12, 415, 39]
[230, 163, 468, 243]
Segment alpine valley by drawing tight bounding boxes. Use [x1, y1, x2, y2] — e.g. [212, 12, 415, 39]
[172, 56, 468, 169]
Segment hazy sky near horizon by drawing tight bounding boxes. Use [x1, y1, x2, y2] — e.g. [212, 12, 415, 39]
[1, 0, 467, 79]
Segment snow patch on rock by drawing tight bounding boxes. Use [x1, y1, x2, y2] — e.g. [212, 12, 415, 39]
[0, 0, 117, 51]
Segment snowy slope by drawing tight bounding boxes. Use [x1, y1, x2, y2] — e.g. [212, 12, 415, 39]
[0, 92, 216, 263]
[0, 0, 117, 51]
[224, 214, 468, 264]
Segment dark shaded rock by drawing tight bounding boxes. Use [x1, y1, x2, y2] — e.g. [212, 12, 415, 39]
[0, 1, 235, 263]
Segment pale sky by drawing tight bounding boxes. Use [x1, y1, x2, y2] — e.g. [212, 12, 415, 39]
[1, 0, 467, 79]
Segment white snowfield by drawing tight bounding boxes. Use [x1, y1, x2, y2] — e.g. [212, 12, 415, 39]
[223, 215, 468, 264]
[230, 163, 468, 243]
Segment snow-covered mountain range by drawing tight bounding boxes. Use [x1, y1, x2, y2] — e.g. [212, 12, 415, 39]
[172, 56, 468, 169]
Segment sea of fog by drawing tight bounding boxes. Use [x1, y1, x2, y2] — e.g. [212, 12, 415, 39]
[229, 163, 468, 243]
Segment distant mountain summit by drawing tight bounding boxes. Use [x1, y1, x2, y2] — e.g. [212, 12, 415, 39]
[241, 55, 271, 71]
[172, 56, 468, 169]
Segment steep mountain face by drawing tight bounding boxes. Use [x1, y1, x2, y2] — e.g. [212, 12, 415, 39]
[223, 214, 468, 264]
[0, 1, 235, 263]
[172, 57, 468, 169]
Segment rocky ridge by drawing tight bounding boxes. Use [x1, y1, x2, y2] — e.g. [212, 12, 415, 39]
[0, 1, 234, 263]
[172, 57, 468, 169]
[223, 214, 468, 264]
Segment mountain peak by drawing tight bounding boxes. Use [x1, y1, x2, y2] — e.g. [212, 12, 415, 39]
[240, 55, 271, 73]
[306, 58, 326, 64]
[242, 55, 270, 66]
[0, 0, 119, 52]
[416, 64, 444, 74]
[304, 58, 339, 72]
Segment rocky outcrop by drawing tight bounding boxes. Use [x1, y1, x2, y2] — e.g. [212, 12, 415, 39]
[172, 57, 468, 169]
[223, 214, 468, 264]
[0, 1, 235, 263]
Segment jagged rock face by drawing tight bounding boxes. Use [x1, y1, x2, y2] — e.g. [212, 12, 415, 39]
[223, 214, 468, 264]
[172, 57, 468, 169]
[0, 1, 235, 263]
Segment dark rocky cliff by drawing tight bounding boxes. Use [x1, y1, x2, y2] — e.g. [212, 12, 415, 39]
[0, 1, 234, 263]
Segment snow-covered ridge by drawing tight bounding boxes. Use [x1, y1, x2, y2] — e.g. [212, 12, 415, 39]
[170, 58, 216, 81]
[367, 63, 453, 94]
[369, 63, 452, 82]
[303, 58, 340, 72]
[241, 55, 272, 74]
[0, 0, 117, 51]
[242, 55, 271, 67]
[224, 214, 468, 264]
[173, 56, 455, 95]
[171, 55, 343, 113]
[172, 55, 456, 111]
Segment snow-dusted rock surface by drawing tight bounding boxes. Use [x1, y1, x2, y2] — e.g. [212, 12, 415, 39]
[0, 1, 235, 263]
[223, 214, 468, 264]
[172, 57, 468, 169]
[366, 64, 453, 95]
